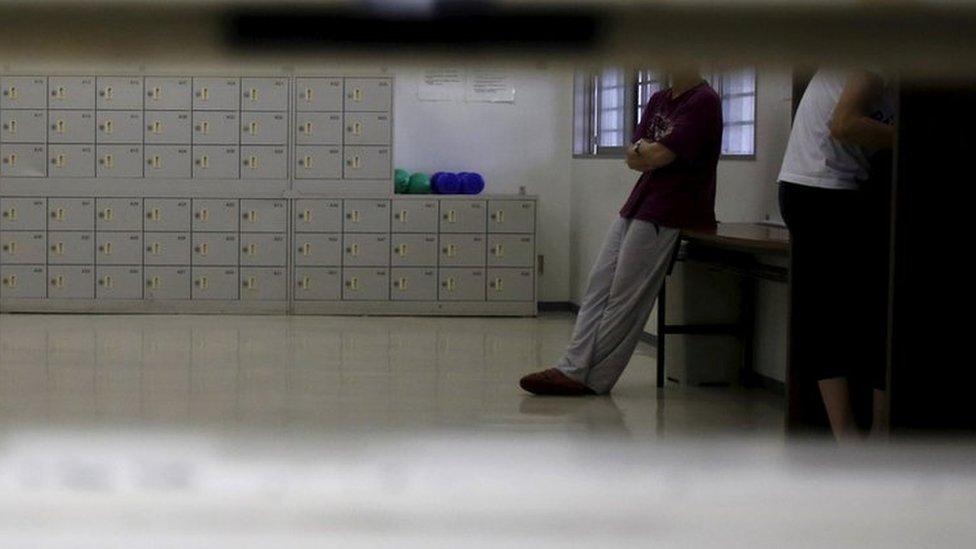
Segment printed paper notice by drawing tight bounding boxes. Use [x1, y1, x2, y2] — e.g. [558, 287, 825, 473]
[465, 71, 516, 103]
[418, 68, 465, 101]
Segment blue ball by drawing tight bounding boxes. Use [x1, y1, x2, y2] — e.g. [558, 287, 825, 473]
[435, 172, 461, 194]
[459, 172, 485, 195]
[430, 172, 445, 193]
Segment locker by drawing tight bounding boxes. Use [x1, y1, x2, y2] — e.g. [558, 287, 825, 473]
[48, 145, 95, 178]
[392, 200, 439, 233]
[47, 231, 94, 264]
[294, 199, 341, 232]
[144, 111, 192, 144]
[240, 112, 288, 145]
[96, 266, 144, 300]
[96, 145, 143, 178]
[95, 232, 143, 265]
[192, 111, 240, 144]
[2, 110, 47, 143]
[48, 198, 95, 230]
[342, 268, 389, 301]
[48, 76, 95, 109]
[390, 268, 438, 301]
[240, 233, 287, 266]
[96, 198, 142, 230]
[193, 77, 240, 110]
[488, 200, 536, 233]
[487, 268, 535, 302]
[144, 266, 191, 300]
[0, 265, 47, 299]
[439, 200, 487, 233]
[0, 231, 46, 264]
[439, 234, 487, 267]
[1, 144, 47, 177]
[438, 268, 486, 301]
[240, 267, 287, 301]
[143, 198, 191, 231]
[192, 146, 240, 179]
[143, 232, 191, 265]
[144, 145, 191, 178]
[294, 146, 341, 179]
[295, 112, 342, 145]
[343, 113, 391, 145]
[343, 78, 392, 111]
[487, 234, 535, 267]
[1, 198, 47, 230]
[342, 233, 390, 267]
[343, 199, 390, 233]
[48, 110, 96, 143]
[1, 76, 47, 109]
[240, 146, 287, 179]
[240, 199, 287, 232]
[390, 234, 438, 267]
[343, 146, 391, 180]
[241, 78, 288, 111]
[294, 267, 341, 301]
[191, 233, 239, 266]
[96, 111, 144, 144]
[192, 199, 239, 232]
[295, 78, 343, 112]
[295, 233, 342, 266]
[48, 265, 94, 299]
[96, 77, 144, 110]
[144, 77, 192, 110]
[191, 267, 239, 300]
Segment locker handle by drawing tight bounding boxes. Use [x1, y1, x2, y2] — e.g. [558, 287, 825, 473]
[346, 277, 359, 290]
[302, 88, 314, 102]
[346, 210, 360, 222]
[346, 243, 359, 256]
[2, 241, 14, 253]
[299, 209, 312, 222]
[243, 243, 257, 255]
[99, 242, 112, 255]
[443, 244, 457, 257]
[491, 210, 506, 223]
[2, 275, 15, 287]
[4, 86, 17, 99]
[52, 207, 66, 221]
[53, 119, 65, 134]
[4, 153, 16, 166]
[348, 88, 363, 102]
[492, 244, 504, 257]
[197, 87, 210, 101]
[244, 155, 259, 169]
[395, 210, 408, 223]
[490, 278, 504, 291]
[147, 276, 161, 289]
[99, 208, 114, 220]
[99, 276, 113, 288]
[2, 208, 15, 219]
[243, 277, 258, 290]
[101, 86, 113, 100]
[50, 275, 65, 288]
[102, 120, 114, 134]
[196, 209, 210, 221]
[100, 154, 114, 168]
[348, 121, 363, 135]
[245, 121, 258, 134]
[441, 278, 457, 291]
[395, 244, 407, 257]
[299, 121, 313, 134]
[299, 242, 311, 256]
[5, 120, 16, 133]
[299, 155, 312, 168]
[147, 242, 161, 255]
[197, 121, 210, 134]
[245, 88, 259, 102]
[149, 120, 163, 134]
[149, 87, 162, 101]
[346, 155, 361, 169]
[196, 243, 209, 256]
[53, 86, 67, 100]
[243, 210, 257, 222]
[147, 208, 161, 221]
[196, 277, 209, 289]
[395, 277, 408, 290]
[443, 210, 457, 223]
[298, 276, 311, 290]
[197, 155, 210, 168]
[148, 156, 162, 169]
[52, 154, 67, 168]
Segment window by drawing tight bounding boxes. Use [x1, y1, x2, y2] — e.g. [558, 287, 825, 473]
[635, 69, 664, 123]
[709, 68, 757, 157]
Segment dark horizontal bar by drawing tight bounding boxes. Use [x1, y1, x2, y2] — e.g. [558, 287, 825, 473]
[660, 323, 743, 336]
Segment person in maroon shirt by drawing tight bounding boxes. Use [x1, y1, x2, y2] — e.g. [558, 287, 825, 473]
[521, 69, 723, 395]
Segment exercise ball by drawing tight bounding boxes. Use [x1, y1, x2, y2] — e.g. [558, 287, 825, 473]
[434, 172, 461, 194]
[459, 172, 485, 195]
[407, 172, 431, 194]
[394, 168, 411, 193]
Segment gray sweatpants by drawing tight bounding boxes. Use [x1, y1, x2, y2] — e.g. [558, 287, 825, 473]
[557, 217, 680, 394]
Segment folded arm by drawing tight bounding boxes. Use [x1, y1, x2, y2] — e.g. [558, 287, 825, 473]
[829, 71, 895, 150]
[626, 139, 677, 173]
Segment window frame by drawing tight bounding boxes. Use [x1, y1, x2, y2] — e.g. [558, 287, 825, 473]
[710, 68, 758, 160]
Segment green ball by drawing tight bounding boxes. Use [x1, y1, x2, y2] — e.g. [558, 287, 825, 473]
[407, 172, 431, 194]
[394, 168, 411, 193]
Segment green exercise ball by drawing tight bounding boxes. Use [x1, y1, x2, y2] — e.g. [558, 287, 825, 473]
[394, 168, 411, 193]
[407, 172, 431, 194]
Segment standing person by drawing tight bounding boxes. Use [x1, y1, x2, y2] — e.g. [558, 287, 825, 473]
[778, 69, 895, 441]
[519, 68, 723, 396]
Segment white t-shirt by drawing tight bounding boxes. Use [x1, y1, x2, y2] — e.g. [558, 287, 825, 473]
[778, 69, 895, 190]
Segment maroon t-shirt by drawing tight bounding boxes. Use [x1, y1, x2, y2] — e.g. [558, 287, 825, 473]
[619, 82, 723, 230]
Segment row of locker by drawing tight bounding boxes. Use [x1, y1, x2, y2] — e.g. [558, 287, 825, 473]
[0, 76, 392, 113]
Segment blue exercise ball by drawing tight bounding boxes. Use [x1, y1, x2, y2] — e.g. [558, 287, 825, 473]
[435, 172, 461, 194]
[459, 172, 485, 195]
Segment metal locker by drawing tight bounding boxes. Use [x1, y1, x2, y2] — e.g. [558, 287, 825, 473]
[343, 78, 392, 111]
[343, 113, 391, 145]
[48, 145, 96, 178]
[240, 112, 288, 145]
[295, 113, 342, 145]
[191, 233, 239, 266]
[48, 265, 94, 299]
[343, 199, 390, 232]
[192, 199, 239, 232]
[0, 265, 47, 299]
[144, 111, 192, 144]
[294, 199, 341, 232]
[1, 76, 47, 109]
[439, 200, 487, 233]
[342, 234, 390, 267]
[294, 146, 341, 179]
[2, 110, 47, 143]
[47, 76, 95, 110]
[96, 266, 144, 299]
[390, 234, 438, 267]
[391, 200, 439, 233]
[191, 267, 239, 300]
[390, 268, 438, 301]
[1, 198, 47, 230]
[240, 199, 287, 232]
[1, 144, 47, 177]
[47, 231, 94, 264]
[240, 268, 287, 301]
[96, 77, 144, 110]
[144, 199, 191, 231]
[192, 146, 240, 179]
[144, 266, 191, 300]
[95, 196, 142, 227]
[48, 198, 95, 230]
[96, 145, 143, 178]
[144, 146, 191, 178]
[294, 267, 341, 301]
[96, 111, 144, 144]
[144, 77, 192, 110]
[143, 232, 191, 265]
[488, 200, 536, 233]
[487, 268, 535, 302]
[191, 111, 240, 144]
[95, 232, 143, 265]
[439, 234, 487, 267]
[342, 268, 389, 301]
[438, 268, 486, 301]
[295, 233, 342, 266]
[47, 110, 96, 144]
[192, 77, 240, 110]
[295, 78, 343, 112]
[1, 231, 46, 264]
[241, 78, 288, 111]
[240, 146, 288, 179]
[487, 234, 535, 267]
[342, 146, 391, 180]
[240, 233, 287, 266]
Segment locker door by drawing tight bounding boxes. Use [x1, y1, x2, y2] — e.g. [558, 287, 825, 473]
[343, 199, 390, 233]
[144, 199, 191, 231]
[488, 200, 536, 233]
[193, 77, 240, 110]
[487, 234, 535, 267]
[1, 144, 48, 177]
[144, 266, 191, 300]
[343, 234, 390, 267]
[96, 266, 144, 299]
[438, 269, 486, 301]
[439, 234, 487, 267]
[1, 265, 47, 299]
[191, 267, 239, 300]
[144, 111, 192, 144]
[144, 77, 192, 110]
[440, 200, 487, 233]
[192, 146, 240, 179]
[144, 232, 191, 265]
[487, 268, 535, 302]
[192, 111, 240, 144]
[1, 198, 47, 230]
[295, 78, 343, 112]
[95, 232, 143, 265]
[392, 200, 439, 233]
[295, 113, 342, 145]
[1, 76, 47, 109]
[48, 266, 94, 299]
[144, 146, 191, 178]
[2, 110, 47, 143]
[342, 268, 389, 301]
[240, 146, 288, 179]
[391, 234, 438, 267]
[241, 268, 287, 301]
[241, 78, 288, 111]
[390, 268, 438, 301]
[294, 199, 341, 232]
[240, 233, 287, 266]
[48, 110, 96, 143]
[96, 145, 143, 178]
[192, 199, 239, 232]
[96, 199, 142, 231]
[294, 146, 341, 179]
[48, 198, 95, 230]
[1, 231, 46, 264]
[48, 76, 95, 109]
[191, 233, 239, 266]
[96, 77, 144, 110]
[48, 232, 94, 264]
[240, 199, 287, 232]
[96, 111, 144, 144]
[343, 113, 391, 145]
[295, 233, 342, 266]
[294, 267, 341, 301]
[241, 112, 288, 145]
[48, 145, 96, 178]
[343, 78, 392, 111]
[343, 146, 391, 180]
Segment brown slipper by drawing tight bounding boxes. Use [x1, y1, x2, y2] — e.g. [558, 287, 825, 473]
[519, 368, 597, 396]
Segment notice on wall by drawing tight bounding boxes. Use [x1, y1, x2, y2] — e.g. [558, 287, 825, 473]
[418, 68, 465, 101]
[465, 70, 516, 103]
